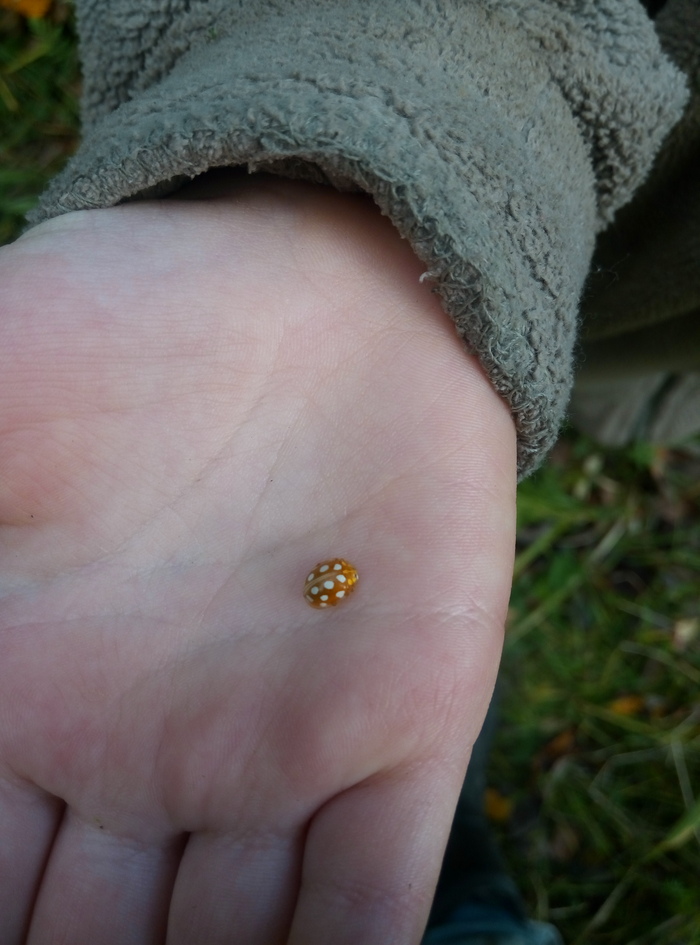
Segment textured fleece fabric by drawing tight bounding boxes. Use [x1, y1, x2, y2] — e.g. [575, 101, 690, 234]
[27, 0, 690, 478]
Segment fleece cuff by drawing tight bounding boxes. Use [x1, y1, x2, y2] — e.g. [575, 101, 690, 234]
[28, 0, 688, 477]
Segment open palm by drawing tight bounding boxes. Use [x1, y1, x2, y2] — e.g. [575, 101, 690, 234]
[0, 176, 516, 944]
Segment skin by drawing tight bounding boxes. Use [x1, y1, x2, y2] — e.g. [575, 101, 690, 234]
[0, 173, 517, 944]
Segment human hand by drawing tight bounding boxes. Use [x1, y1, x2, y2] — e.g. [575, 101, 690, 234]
[0, 175, 516, 944]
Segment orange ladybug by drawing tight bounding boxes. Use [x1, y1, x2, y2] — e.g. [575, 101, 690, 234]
[304, 558, 358, 608]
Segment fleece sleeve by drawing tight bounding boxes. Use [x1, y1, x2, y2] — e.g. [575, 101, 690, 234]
[27, 0, 689, 478]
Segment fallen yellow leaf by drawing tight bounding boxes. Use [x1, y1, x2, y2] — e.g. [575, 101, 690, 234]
[607, 694, 645, 717]
[0, 0, 52, 17]
[535, 727, 578, 769]
[484, 787, 513, 823]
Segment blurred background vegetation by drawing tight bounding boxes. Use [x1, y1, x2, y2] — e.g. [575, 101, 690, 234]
[0, 0, 78, 243]
[1, 4, 699, 943]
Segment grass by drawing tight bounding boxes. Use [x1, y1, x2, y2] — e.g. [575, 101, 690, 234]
[500, 437, 700, 944]
[0, 2, 79, 243]
[2, 7, 699, 943]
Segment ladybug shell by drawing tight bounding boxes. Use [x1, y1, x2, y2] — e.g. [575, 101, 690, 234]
[304, 559, 358, 608]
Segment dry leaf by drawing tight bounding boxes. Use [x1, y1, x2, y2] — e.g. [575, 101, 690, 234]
[535, 727, 578, 770]
[484, 787, 513, 823]
[0, 0, 52, 17]
[607, 694, 645, 717]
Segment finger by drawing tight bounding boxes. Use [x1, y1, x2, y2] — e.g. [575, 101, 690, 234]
[167, 828, 302, 945]
[0, 777, 62, 945]
[26, 808, 182, 945]
[287, 760, 467, 945]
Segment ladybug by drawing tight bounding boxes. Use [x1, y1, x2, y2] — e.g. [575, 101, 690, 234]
[304, 558, 358, 608]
